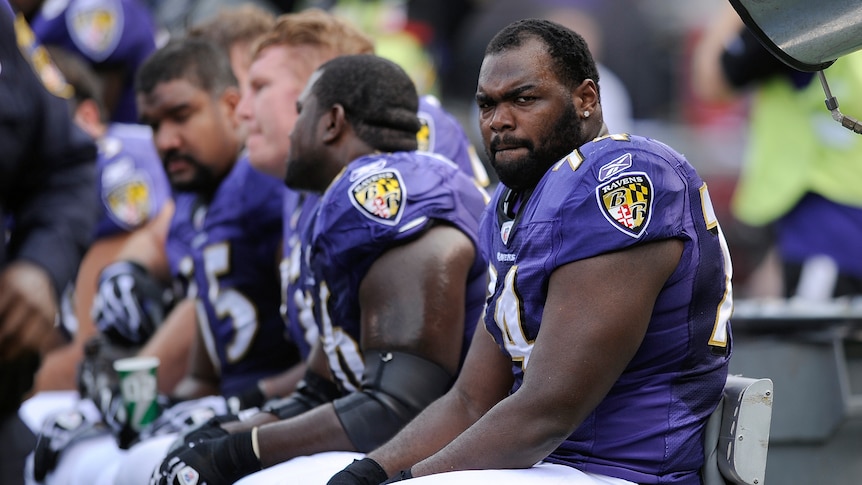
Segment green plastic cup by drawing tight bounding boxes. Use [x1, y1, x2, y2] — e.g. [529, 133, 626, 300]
[112, 356, 160, 432]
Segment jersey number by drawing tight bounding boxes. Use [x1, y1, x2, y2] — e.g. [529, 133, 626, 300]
[178, 243, 259, 368]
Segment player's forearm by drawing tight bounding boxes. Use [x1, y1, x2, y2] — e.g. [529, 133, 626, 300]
[170, 375, 220, 402]
[115, 203, 174, 281]
[257, 403, 355, 468]
[411, 392, 566, 477]
[139, 299, 196, 393]
[259, 361, 307, 399]
[32, 343, 83, 392]
[369, 387, 481, 476]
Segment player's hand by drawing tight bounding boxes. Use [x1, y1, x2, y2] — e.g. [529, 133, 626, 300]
[151, 431, 260, 485]
[33, 408, 104, 481]
[165, 414, 233, 455]
[91, 260, 171, 347]
[0, 261, 58, 359]
[77, 335, 136, 416]
[327, 458, 391, 485]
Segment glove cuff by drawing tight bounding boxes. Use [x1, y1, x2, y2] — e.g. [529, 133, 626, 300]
[383, 468, 413, 483]
[225, 431, 263, 479]
[350, 458, 390, 484]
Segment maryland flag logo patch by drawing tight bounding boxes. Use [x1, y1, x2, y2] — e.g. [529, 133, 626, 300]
[596, 172, 653, 238]
[105, 179, 151, 229]
[68, 0, 123, 62]
[349, 169, 405, 225]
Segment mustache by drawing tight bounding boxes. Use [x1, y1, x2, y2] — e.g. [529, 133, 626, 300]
[489, 135, 532, 152]
[162, 151, 201, 168]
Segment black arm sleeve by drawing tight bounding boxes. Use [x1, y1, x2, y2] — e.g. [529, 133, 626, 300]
[333, 351, 453, 453]
[0, 4, 98, 297]
[261, 369, 343, 420]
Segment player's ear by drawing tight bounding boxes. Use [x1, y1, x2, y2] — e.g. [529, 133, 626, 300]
[574, 78, 599, 114]
[220, 85, 242, 131]
[321, 103, 346, 143]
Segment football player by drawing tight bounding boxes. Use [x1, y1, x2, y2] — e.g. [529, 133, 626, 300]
[328, 18, 732, 485]
[151, 53, 489, 485]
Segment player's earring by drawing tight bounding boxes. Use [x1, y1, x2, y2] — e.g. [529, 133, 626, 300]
[583, 111, 590, 118]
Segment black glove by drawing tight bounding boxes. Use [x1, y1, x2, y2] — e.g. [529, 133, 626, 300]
[383, 469, 413, 483]
[92, 260, 173, 347]
[166, 414, 235, 455]
[77, 335, 136, 413]
[327, 458, 390, 485]
[75, 334, 150, 449]
[32, 408, 106, 481]
[226, 383, 266, 414]
[151, 431, 261, 485]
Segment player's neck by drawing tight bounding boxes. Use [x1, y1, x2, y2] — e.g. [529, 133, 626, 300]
[503, 187, 534, 218]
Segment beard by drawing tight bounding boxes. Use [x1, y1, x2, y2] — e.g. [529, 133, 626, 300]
[163, 151, 220, 194]
[284, 153, 309, 191]
[487, 102, 584, 192]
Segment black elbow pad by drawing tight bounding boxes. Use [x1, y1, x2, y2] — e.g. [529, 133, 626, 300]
[333, 351, 452, 452]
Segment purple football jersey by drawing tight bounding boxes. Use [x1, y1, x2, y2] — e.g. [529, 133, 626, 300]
[30, 0, 156, 123]
[304, 151, 489, 392]
[281, 98, 488, 360]
[166, 156, 297, 397]
[418, 94, 489, 187]
[94, 123, 169, 239]
[481, 134, 732, 484]
[280, 189, 320, 359]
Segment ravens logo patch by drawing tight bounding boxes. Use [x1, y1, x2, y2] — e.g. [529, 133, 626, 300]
[105, 179, 151, 229]
[349, 169, 405, 225]
[68, 0, 122, 62]
[596, 172, 653, 238]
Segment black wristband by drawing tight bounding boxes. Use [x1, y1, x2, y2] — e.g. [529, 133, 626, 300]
[221, 431, 262, 482]
[327, 458, 389, 485]
[228, 383, 266, 413]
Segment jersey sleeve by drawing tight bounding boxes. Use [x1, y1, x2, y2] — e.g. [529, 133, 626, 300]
[545, 137, 690, 267]
[95, 127, 170, 239]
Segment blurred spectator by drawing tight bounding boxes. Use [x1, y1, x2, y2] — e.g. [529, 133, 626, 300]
[417, 0, 666, 120]
[12, 0, 158, 124]
[542, 4, 633, 135]
[0, 1, 97, 482]
[186, 3, 276, 90]
[307, 0, 440, 95]
[31, 45, 172, 393]
[148, 0, 286, 40]
[692, 3, 862, 299]
[186, 2, 276, 141]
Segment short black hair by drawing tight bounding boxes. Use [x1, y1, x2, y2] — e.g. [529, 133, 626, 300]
[135, 37, 237, 97]
[312, 54, 420, 153]
[486, 18, 600, 94]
